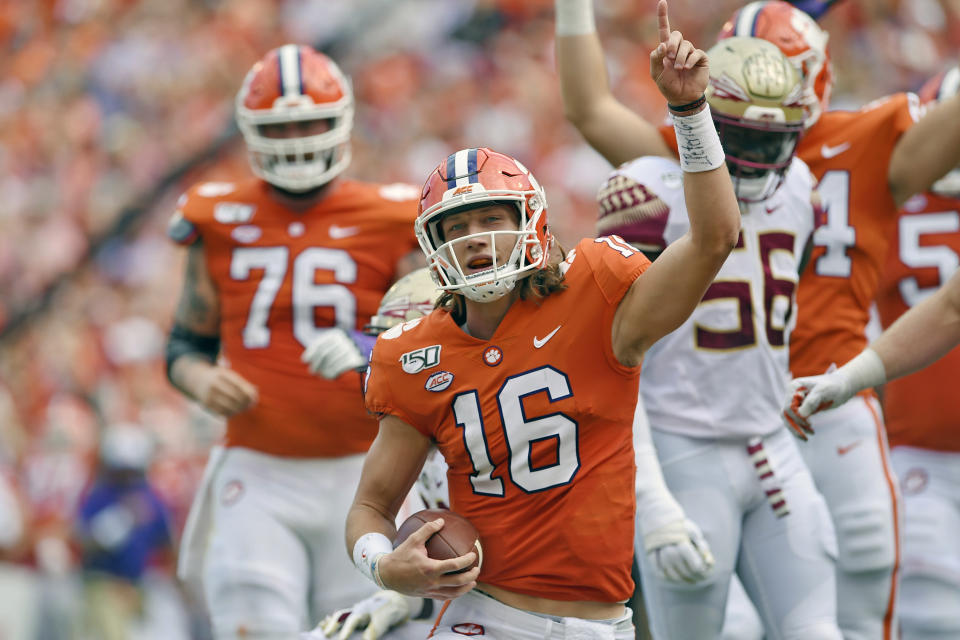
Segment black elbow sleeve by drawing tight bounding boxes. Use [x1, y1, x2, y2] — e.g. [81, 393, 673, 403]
[165, 325, 220, 382]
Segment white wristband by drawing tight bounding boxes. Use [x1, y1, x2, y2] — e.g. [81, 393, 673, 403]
[555, 0, 596, 36]
[352, 532, 393, 588]
[672, 105, 726, 173]
[838, 348, 887, 393]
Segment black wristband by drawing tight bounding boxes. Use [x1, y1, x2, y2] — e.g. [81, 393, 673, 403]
[667, 94, 706, 113]
[165, 324, 220, 382]
[416, 597, 434, 620]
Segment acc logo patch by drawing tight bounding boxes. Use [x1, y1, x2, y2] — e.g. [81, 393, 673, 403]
[483, 346, 503, 367]
[214, 202, 256, 224]
[401, 345, 441, 374]
[452, 623, 485, 636]
[425, 370, 454, 392]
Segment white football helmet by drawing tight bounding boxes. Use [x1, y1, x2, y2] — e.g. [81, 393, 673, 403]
[235, 44, 354, 192]
[706, 37, 806, 202]
[415, 148, 553, 303]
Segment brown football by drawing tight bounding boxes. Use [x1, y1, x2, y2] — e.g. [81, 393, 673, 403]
[394, 508, 482, 573]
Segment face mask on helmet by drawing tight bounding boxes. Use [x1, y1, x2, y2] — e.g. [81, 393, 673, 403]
[719, 1, 833, 129]
[415, 148, 553, 303]
[364, 268, 442, 335]
[705, 37, 806, 202]
[920, 66, 960, 198]
[236, 44, 354, 192]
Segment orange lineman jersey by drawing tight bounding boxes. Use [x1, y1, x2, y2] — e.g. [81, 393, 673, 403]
[790, 95, 921, 377]
[660, 94, 920, 377]
[168, 177, 420, 457]
[875, 191, 960, 452]
[365, 238, 650, 603]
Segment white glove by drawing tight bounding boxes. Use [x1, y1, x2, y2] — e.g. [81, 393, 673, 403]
[311, 590, 420, 640]
[301, 328, 367, 379]
[781, 370, 851, 440]
[782, 349, 886, 440]
[644, 518, 715, 584]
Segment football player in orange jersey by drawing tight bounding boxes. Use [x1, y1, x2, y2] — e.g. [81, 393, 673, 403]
[346, 4, 742, 636]
[165, 44, 424, 638]
[721, 5, 960, 639]
[311, 271, 709, 640]
[786, 65, 960, 640]
[555, 1, 960, 637]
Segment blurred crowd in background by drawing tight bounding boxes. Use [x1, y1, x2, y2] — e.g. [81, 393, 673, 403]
[0, 0, 957, 637]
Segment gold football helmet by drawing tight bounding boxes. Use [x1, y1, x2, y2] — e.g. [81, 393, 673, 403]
[706, 36, 805, 202]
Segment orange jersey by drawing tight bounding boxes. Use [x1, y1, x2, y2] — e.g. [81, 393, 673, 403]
[169, 177, 420, 457]
[875, 191, 960, 452]
[660, 94, 920, 377]
[365, 238, 650, 602]
[791, 95, 921, 376]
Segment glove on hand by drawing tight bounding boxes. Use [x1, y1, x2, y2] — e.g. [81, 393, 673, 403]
[644, 517, 715, 583]
[781, 367, 850, 440]
[311, 590, 421, 640]
[302, 328, 368, 379]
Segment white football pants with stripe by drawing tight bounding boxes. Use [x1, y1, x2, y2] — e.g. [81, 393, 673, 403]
[639, 427, 841, 640]
[197, 448, 376, 638]
[891, 446, 960, 640]
[799, 395, 902, 640]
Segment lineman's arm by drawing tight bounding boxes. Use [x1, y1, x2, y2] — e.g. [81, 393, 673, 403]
[166, 241, 258, 415]
[872, 267, 960, 380]
[612, 1, 740, 366]
[784, 269, 960, 435]
[889, 91, 960, 208]
[346, 415, 478, 599]
[555, 0, 674, 166]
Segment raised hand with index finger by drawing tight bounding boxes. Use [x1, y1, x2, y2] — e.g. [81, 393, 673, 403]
[649, 0, 709, 107]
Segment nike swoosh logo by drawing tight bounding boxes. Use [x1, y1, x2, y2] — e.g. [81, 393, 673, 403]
[837, 440, 863, 456]
[821, 142, 851, 159]
[533, 325, 562, 349]
[329, 224, 360, 239]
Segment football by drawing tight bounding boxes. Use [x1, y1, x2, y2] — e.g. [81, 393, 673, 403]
[394, 508, 483, 573]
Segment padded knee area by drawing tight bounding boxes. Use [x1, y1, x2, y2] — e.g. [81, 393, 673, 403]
[832, 502, 897, 574]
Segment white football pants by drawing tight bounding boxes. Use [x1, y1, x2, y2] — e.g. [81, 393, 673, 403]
[640, 427, 841, 640]
[195, 447, 376, 638]
[890, 446, 960, 640]
[430, 590, 634, 640]
[799, 395, 902, 640]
